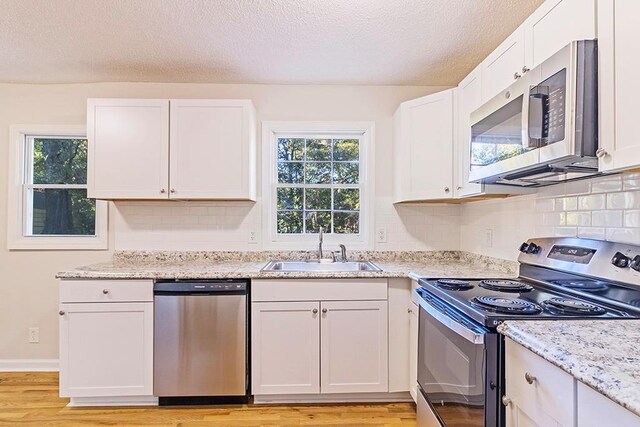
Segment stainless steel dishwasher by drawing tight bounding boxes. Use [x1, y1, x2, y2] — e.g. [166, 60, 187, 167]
[153, 279, 249, 405]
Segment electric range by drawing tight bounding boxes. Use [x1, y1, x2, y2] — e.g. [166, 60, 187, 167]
[414, 237, 640, 427]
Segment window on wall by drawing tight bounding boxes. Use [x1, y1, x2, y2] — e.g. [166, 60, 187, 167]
[263, 122, 374, 249]
[7, 125, 108, 250]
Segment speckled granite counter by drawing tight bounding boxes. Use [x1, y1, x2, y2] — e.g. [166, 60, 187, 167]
[498, 320, 640, 417]
[57, 250, 517, 280]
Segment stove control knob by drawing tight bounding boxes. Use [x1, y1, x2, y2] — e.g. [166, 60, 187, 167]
[526, 243, 541, 254]
[519, 242, 530, 253]
[630, 255, 640, 272]
[611, 252, 631, 268]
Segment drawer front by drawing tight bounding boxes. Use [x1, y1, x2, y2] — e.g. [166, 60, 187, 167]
[505, 339, 575, 427]
[59, 280, 154, 303]
[251, 279, 387, 302]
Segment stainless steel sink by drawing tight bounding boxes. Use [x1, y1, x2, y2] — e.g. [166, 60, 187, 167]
[261, 260, 382, 273]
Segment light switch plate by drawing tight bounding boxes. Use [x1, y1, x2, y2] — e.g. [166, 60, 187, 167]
[484, 228, 493, 248]
[29, 327, 39, 343]
[248, 230, 259, 244]
[376, 227, 387, 243]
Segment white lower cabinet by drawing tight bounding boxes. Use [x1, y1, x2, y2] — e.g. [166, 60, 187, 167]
[577, 381, 640, 427]
[505, 338, 640, 427]
[251, 301, 321, 395]
[58, 280, 154, 400]
[320, 300, 388, 393]
[251, 279, 389, 397]
[504, 339, 574, 427]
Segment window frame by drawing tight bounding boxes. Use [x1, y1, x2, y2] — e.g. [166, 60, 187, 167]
[262, 121, 374, 250]
[7, 125, 108, 250]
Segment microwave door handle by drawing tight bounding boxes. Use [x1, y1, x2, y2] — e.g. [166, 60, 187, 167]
[522, 83, 533, 149]
[417, 296, 485, 345]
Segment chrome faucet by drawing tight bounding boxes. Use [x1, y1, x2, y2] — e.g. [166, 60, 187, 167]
[339, 244, 347, 262]
[318, 227, 324, 261]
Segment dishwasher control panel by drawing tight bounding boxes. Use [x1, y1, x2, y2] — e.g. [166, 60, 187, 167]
[154, 280, 247, 293]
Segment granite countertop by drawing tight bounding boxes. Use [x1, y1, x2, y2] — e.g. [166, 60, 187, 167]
[498, 320, 640, 417]
[56, 250, 518, 280]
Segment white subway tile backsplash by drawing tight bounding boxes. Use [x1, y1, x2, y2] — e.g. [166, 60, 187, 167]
[591, 210, 623, 227]
[578, 194, 606, 210]
[590, 176, 622, 193]
[577, 227, 606, 240]
[607, 191, 640, 210]
[542, 212, 566, 226]
[554, 227, 578, 237]
[555, 197, 577, 211]
[622, 173, 640, 190]
[535, 198, 555, 212]
[624, 210, 640, 228]
[605, 228, 640, 245]
[566, 212, 591, 226]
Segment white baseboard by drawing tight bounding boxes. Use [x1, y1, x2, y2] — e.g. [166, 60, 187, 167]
[253, 391, 413, 404]
[0, 359, 59, 372]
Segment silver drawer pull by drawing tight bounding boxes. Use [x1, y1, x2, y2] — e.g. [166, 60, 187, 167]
[322, 308, 328, 314]
[102, 289, 109, 294]
[312, 308, 318, 314]
[59, 310, 65, 316]
[525, 372, 537, 384]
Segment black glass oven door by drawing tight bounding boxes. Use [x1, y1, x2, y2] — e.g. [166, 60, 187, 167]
[417, 294, 488, 427]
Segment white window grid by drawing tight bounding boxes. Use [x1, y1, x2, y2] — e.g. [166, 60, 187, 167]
[274, 133, 362, 236]
[22, 134, 95, 238]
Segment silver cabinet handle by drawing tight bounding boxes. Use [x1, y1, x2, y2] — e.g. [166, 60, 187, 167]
[322, 308, 328, 314]
[514, 72, 522, 79]
[160, 189, 166, 194]
[525, 372, 537, 384]
[522, 66, 530, 74]
[502, 396, 512, 407]
[595, 148, 609, 158]
[456, 186, 462, 190]
[444, 187, 450, 193]
[59, 310, 65, 316]
[170, 188, 176, 193]
[102, 289, 109, 294]
[312, 308, 318, 314]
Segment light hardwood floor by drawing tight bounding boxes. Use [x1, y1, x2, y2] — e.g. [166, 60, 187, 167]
[0, 372, 417, 426]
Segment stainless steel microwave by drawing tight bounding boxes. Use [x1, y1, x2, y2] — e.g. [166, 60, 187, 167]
[469, 40, 599, 187]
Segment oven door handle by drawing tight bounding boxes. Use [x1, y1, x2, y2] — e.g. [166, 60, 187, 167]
[417, 296, 485, 345]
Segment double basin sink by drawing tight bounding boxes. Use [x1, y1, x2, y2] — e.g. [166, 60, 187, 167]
[261, 260, 382, 273]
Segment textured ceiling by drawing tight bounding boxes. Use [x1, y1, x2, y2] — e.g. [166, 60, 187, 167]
[0, 0, 544, 85]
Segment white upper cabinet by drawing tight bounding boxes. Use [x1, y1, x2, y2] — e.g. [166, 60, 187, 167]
[169, 99, 256, 200]
[454, 66, 483, 197]
[524, 0, 596, 69]
[393, 89, 455, 203]
[597, 0, 640, 172]
[87, 98, 257, 200]
[481, 0, 596, 104]
[481, 27, 526, 103]
[88, 99, 170, 199]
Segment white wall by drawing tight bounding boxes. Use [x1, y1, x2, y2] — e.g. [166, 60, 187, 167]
[460, 173, 640, 261]
[0, 82, 455, 362]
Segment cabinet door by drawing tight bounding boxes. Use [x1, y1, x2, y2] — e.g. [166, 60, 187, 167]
[577, 381, 640, 427]
[58, 302, 153, 397]
[394, 89, 454, 202]
[408, 301, 419, 403]
[481, 27, 526, 102]
[524, 0, 596, 69]
[320, 300, 388, 394]
[169, 99, 256, 200]
[455, 66, 483, 197]
[598, 0, 640, 172]
[87, 99, 169, 199]
[251, 301, 320, 395]
[504, 339, 574, 427]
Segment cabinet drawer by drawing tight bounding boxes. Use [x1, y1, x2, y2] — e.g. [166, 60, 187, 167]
[505, 339, 575, 426]
[59, 280, 153, 303]
[251, 279, 387, 302]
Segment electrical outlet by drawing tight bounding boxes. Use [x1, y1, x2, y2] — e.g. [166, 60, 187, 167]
[248, 230, 259, 244]
[29, 327, 39, 344]
[484, 228, 493, 248]
[376, 227, 387, 243]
